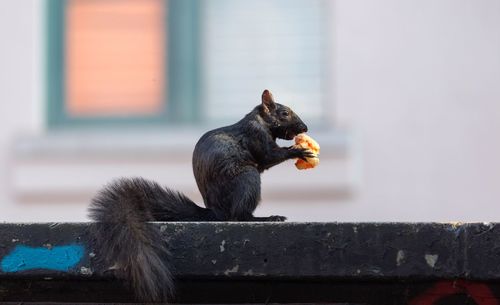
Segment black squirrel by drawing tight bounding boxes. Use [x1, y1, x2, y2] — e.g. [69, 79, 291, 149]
[88, 89, 314, 302]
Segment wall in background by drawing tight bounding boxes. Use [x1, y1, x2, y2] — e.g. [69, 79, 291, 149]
[1, 0, 500, 222]
[332, 0, 500, 221]
[0, 0, 44, 221]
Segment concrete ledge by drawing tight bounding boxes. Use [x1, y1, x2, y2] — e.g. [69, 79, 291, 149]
[1, 222, 500, 304]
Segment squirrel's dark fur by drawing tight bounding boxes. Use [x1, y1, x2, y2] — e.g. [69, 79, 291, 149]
[88, 90, 313, 303]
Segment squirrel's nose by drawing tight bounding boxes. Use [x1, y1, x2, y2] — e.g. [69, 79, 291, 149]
[299, 124, 308, 133]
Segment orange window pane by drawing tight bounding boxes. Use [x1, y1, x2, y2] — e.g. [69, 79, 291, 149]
[65, 0, 166, 117]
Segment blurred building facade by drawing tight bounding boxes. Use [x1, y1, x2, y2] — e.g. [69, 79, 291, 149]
[1, 0, 500, 222]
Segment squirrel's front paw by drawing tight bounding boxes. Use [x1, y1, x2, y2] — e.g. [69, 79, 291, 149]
[268, 215, 287, 222]
[288, 147, 316, 161]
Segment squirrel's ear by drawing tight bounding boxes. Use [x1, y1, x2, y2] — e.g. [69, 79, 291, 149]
[261, 89, 276, 112]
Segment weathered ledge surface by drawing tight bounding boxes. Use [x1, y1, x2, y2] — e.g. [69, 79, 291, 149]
[1, 222, 500, 304]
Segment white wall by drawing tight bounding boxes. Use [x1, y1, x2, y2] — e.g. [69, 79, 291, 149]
[332, 0, 500, 221]
[1, 0, 500, 222]
[0, 0, 44, 221]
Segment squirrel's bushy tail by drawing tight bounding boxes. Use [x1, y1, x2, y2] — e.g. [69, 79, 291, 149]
[88, 177, 215, 302]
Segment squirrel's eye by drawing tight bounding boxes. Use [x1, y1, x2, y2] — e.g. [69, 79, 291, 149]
[281, 110, 289, 117]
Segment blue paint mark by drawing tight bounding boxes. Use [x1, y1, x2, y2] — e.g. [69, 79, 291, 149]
[1, 244, 84, 272]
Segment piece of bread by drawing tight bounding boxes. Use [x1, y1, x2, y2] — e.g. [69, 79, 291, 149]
[293, 133, 320, 170]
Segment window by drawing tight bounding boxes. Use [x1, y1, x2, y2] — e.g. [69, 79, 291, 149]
[202, 0, 328, 123]
[47, 0, 329, 128]
[65, 0, 166, 118]
[47, 0, 200, 128]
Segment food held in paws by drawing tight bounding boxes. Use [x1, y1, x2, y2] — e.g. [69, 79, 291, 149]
[293, 133, 320, 170]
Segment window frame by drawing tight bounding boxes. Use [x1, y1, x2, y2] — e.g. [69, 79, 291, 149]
[46, 0, 201, 129]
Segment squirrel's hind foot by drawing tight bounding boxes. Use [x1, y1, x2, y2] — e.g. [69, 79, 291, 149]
[252, 215, 287, 222]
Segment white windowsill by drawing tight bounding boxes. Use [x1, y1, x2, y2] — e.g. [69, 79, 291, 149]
[13, 125, 350, 160]
[10, 126, 357, 204]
